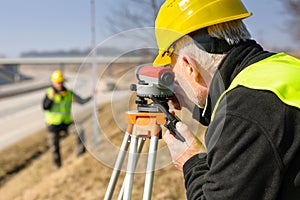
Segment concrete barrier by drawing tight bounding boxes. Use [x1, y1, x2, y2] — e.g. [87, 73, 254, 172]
[0, 81, 51, 99]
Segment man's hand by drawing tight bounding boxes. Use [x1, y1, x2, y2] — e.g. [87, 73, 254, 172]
[49, 89, 56, 100]
[163, 122, 206, 171]
[170, 81, 195, 112]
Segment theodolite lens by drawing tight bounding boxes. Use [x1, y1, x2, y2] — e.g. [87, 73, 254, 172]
[160, 72, 174, 86]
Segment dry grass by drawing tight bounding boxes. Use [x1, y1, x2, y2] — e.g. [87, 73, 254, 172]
[0, 98, 200, 200]
[0, 129, 48, 186]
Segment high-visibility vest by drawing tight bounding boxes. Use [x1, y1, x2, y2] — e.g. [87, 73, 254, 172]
[45, 87, 73, 125]
[211, 52, 300, 121]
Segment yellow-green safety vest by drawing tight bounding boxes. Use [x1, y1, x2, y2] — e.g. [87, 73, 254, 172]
[211, 52, 300, 121]
[45, 87, 73, 125]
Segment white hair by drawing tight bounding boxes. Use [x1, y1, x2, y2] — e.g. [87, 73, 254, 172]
[174, 20, 251, 74]
[208, 20, 251, 45]
[174, 36, 224, 75]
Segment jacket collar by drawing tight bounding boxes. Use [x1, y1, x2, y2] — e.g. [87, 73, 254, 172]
[194, 40, 275, 126]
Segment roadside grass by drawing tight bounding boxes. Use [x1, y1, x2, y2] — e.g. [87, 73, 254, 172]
[0, 101, 187, 200]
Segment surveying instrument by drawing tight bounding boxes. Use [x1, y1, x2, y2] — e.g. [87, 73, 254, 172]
[104, 66, 185, 200]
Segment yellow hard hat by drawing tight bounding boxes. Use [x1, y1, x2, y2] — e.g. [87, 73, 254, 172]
[153, 0, 252, 66]
[51, 70, 64, 82]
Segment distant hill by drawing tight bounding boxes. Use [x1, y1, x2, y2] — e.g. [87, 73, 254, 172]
[20, 48, 91, 58]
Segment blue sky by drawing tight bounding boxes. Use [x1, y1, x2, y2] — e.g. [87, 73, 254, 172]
[0, 0, 298, 57]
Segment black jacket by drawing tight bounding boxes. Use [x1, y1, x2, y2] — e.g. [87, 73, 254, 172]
[184, 40, 300, 200]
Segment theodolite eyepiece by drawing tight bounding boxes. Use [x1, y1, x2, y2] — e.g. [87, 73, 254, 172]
[131, 65, 185, 142]
[133, 65, 175, 98]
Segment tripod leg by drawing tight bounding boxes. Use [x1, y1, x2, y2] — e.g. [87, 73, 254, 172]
[104, 132, 131, 200]
[118, 137, 145, 200]
[143, 135, 159, 200]
[123, 135, 139, 200]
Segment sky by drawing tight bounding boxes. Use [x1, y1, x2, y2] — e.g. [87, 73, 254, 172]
[0, 0, 298, 58]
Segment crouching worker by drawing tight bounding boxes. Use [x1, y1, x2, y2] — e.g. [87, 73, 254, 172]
[42, 70, 92, 169]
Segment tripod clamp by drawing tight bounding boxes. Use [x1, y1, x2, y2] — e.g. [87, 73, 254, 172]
[150, 96, 186, 142]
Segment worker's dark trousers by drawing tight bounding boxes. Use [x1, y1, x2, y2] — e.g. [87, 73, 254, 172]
[47, 123, 86, 168]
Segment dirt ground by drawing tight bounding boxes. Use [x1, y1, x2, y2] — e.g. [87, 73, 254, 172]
[0, 61, 210, 200]
[1, 51, 298, 200]
[0, 99, 202, 200]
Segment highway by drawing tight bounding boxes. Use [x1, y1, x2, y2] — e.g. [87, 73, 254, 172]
[0, 71, 130, 150]
[0, 89, 46, 149]
[0, 56, 152, 151]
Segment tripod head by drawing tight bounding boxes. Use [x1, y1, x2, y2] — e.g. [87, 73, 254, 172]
[130, 65, 185, 142]
[105, 65, 186, 200]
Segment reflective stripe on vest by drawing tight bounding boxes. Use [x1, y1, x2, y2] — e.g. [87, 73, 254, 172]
[211, 52, 300, 121]
[45, 87, 73, 125]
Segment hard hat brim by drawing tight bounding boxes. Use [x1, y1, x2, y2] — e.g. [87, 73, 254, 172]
[153, 50, 172, 67]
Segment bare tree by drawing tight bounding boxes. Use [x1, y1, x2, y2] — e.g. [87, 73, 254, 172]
[99, 0, 164, 58]
[284, 0, 300, 42]
[105, 0, 164, 34]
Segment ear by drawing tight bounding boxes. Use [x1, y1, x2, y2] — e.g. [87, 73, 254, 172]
[181, 55, 200, 82]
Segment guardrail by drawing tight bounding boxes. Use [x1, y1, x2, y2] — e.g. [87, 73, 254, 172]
[0, 81, 51, 98]
[0, 56, 152, 65]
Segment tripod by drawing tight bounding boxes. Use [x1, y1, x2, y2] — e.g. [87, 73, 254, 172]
[104, 110, 166, 200]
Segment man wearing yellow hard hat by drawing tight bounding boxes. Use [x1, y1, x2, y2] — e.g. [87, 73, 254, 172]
[154, 0, 300, 199]
[42, 70, 92, 169]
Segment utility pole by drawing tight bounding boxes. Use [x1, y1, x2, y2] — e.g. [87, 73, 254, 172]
[90, 0, 98, 147]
